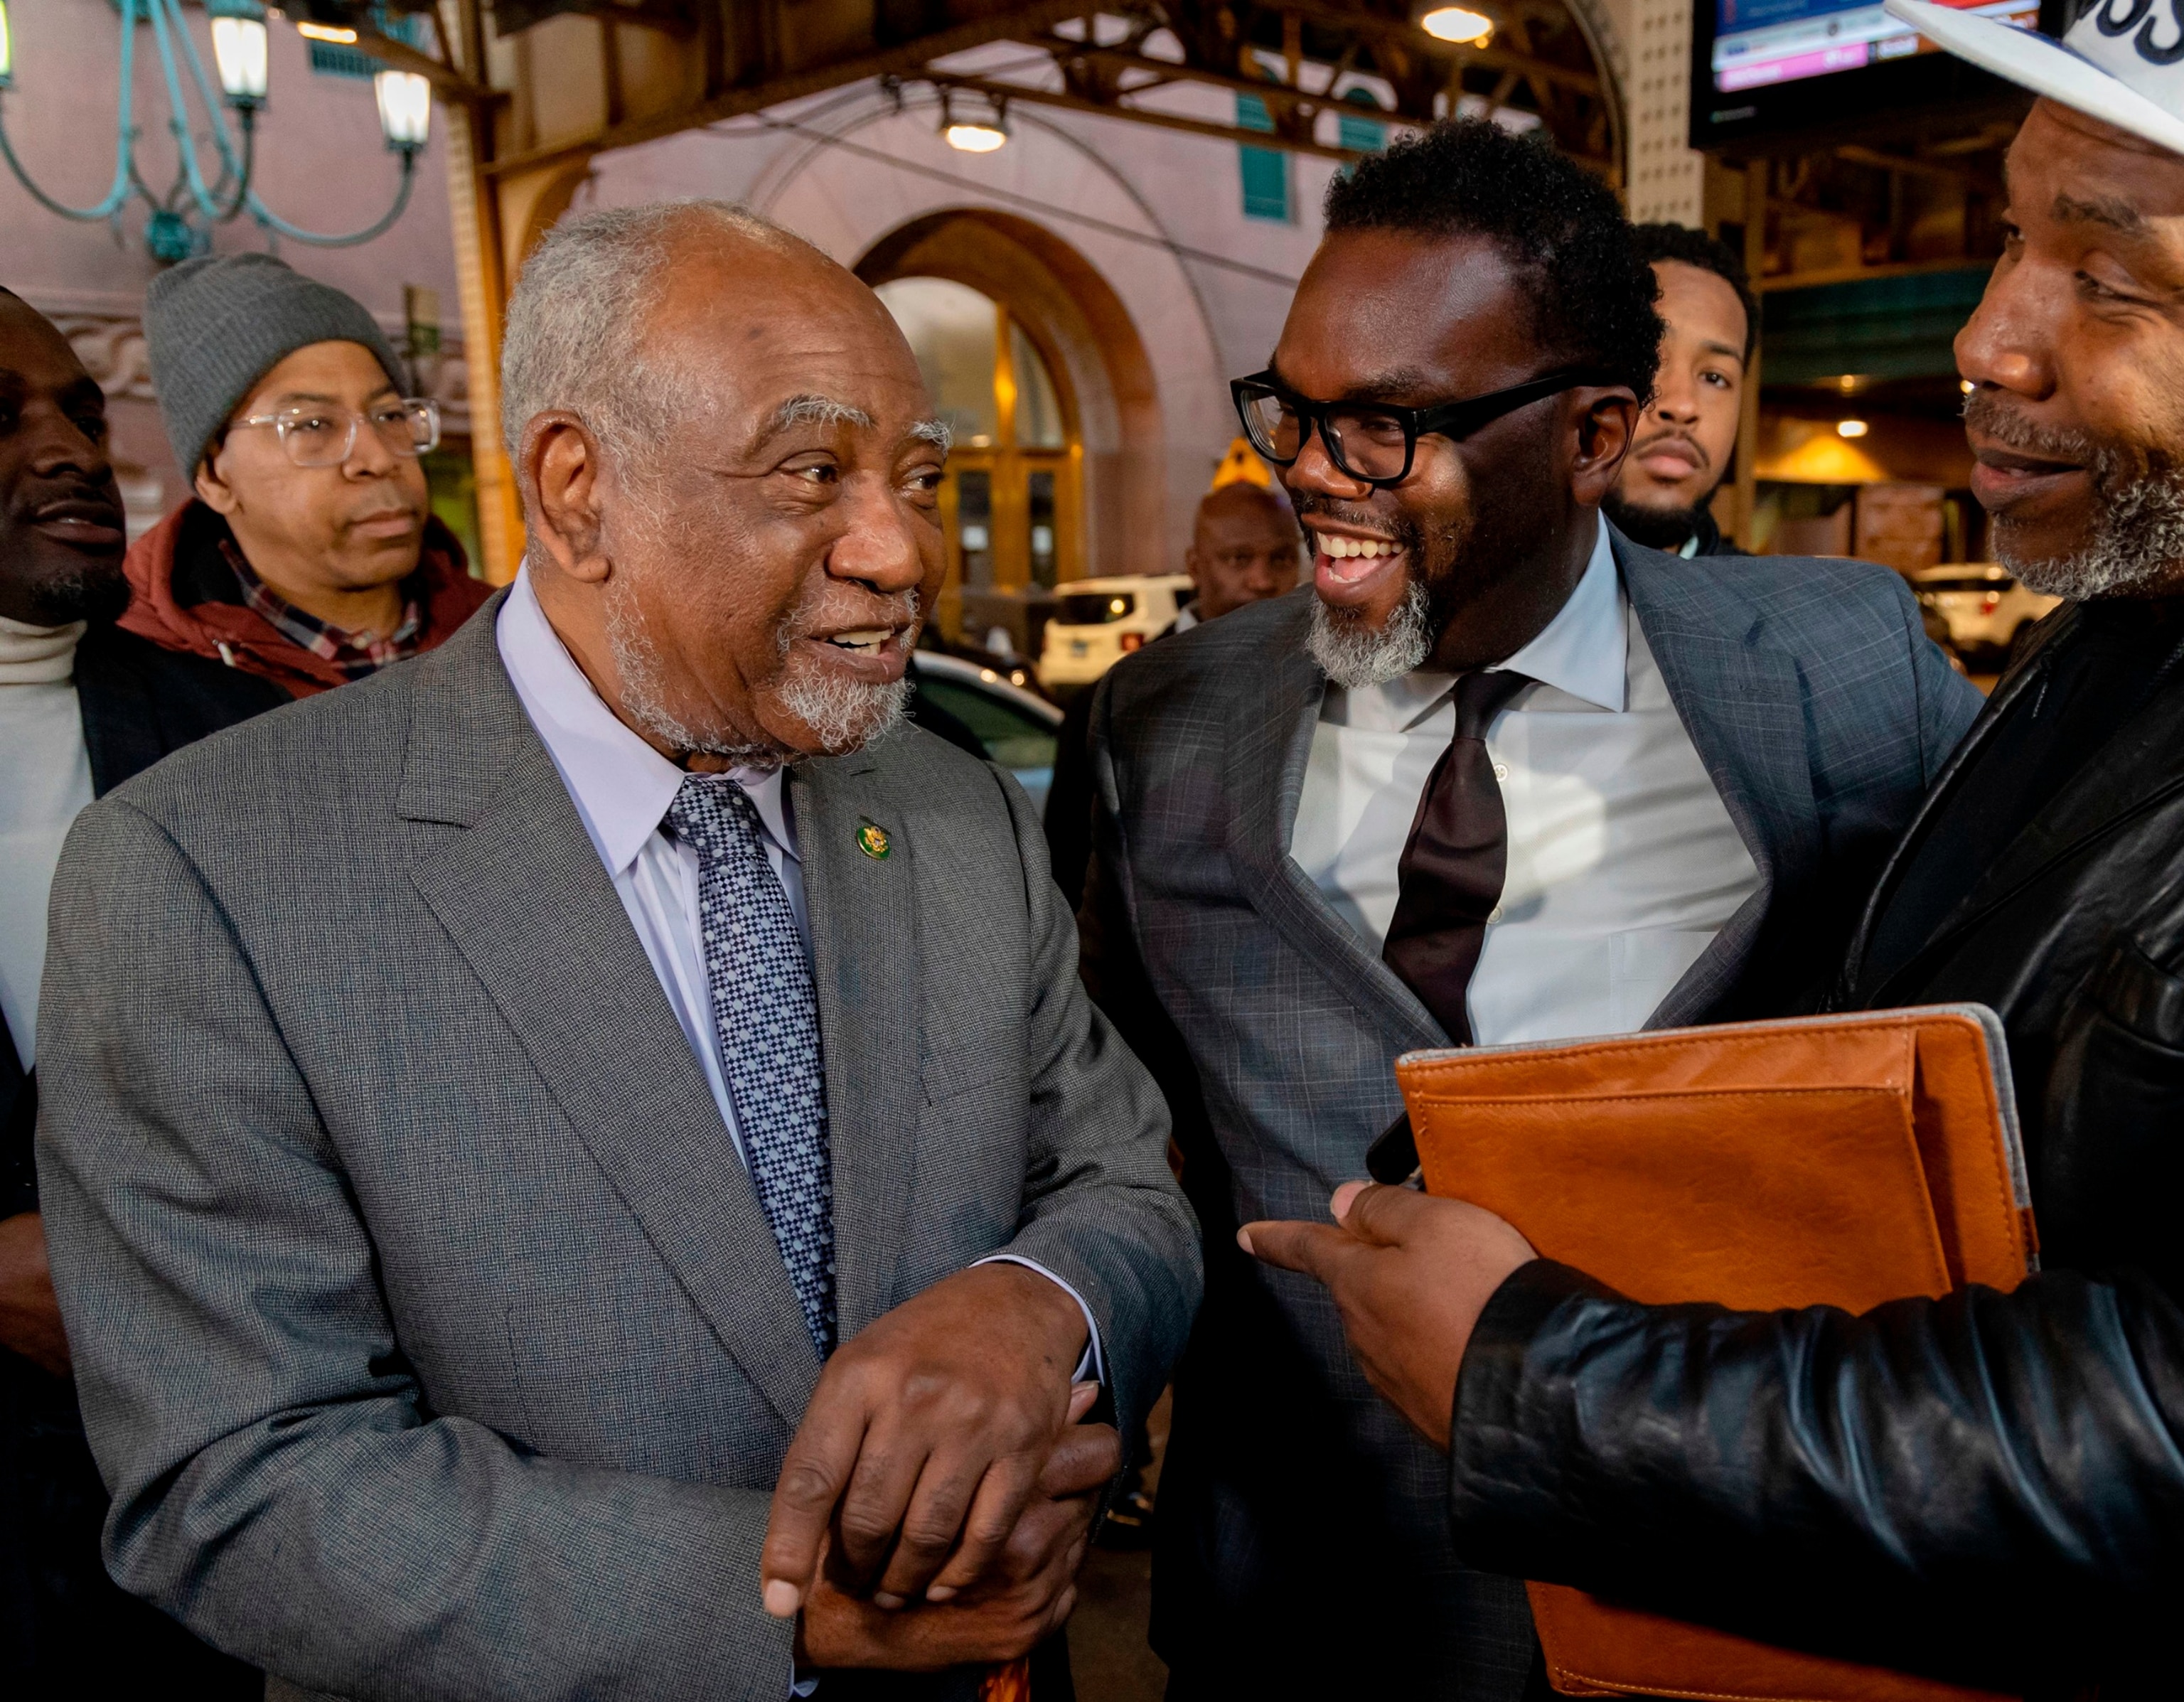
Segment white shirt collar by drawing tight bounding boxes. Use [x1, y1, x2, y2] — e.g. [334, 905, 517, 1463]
[495, 568, 795, 878]
[1327, 518, 1625, 731]
[1498, 518, 1624, 713]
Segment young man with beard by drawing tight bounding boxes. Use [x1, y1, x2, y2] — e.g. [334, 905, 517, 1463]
[1076, 120, 1979, 1699]
[121, 254, 487, 697]
[1243, 16, 2184, 1698]
[0, 289, 263, 1691]
[33, 203, 1199, 1701]
[1602, 225, 1756, 558]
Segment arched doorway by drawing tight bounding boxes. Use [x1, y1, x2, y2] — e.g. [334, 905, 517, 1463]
[858, 209, 1165, 650]
[874, 277, 1081, 608]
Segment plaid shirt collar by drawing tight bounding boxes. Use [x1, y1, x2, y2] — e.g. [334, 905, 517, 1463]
[221, 537, 424, 679]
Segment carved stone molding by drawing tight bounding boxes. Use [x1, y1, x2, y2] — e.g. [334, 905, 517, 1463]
[20, 296, 471, 434]
[52, 313, 159, 402]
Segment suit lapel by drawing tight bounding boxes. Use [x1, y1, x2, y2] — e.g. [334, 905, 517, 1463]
[1839, 611, 2070, 1000]
[790, 753, 919, 1339]
[1224, 599, 1447, 1053]
[75, 667, 164, 798]
[399, 613, 820, 1430]
[1620, 537, 1819, 1027]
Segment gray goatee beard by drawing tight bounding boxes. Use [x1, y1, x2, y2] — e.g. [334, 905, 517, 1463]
[1969, 392, 2184, 600]
[604, 577, 912, 764]
[2004, 466, 2184, 601]
[1307, 577, 1433, 687]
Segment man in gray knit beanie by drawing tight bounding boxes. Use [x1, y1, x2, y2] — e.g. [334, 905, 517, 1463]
[120, 252, 487, 698]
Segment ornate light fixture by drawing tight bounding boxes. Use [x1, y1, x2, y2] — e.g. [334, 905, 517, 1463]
[0, 0, 429, 263]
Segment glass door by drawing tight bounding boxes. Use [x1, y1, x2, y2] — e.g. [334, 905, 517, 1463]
[877, 277, 1082, 641]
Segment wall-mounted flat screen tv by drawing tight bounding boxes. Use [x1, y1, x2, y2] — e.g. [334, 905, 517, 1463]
[1691, 0, 2052, 151]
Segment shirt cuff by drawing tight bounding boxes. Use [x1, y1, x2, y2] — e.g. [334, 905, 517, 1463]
[973, 1254, 1104, 1384]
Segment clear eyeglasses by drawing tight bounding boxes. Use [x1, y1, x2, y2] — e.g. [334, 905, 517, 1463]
[228, 397, 442, 469]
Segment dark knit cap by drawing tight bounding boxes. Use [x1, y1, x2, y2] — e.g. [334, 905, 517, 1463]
[144, 254, 406, 476]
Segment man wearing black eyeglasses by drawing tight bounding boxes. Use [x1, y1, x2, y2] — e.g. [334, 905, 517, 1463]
[1076, 120, 1981, 1701]
[118, 254, 486, 700]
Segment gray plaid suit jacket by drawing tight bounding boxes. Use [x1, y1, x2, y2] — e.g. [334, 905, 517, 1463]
[33, 599, 1201, 1702]
[1081, 528, 1984, 1699]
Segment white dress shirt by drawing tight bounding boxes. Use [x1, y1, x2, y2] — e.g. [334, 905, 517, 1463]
[494, 572, 1101, 1373]
[0, 617, 95, 1070]
[1289, 522, 1761, 1045]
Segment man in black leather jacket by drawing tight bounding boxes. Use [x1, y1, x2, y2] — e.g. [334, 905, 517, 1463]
[1242, 35, 2184, 1702]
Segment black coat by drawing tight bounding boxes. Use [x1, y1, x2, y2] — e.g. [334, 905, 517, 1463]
[1445, 603, 2184, 1698]
[4, 621, 276, 1693]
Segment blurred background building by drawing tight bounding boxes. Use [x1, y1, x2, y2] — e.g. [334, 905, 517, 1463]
[0, 0, 2053, 665]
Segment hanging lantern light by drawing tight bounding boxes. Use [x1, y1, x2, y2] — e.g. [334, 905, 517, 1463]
[0, 0, 14, 92]
[940, 90, 1008, 154]
[373, 68, 432, 152]
[207, 0, 269, 111]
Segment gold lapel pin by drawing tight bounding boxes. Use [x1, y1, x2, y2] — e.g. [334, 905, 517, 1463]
[856, 819, 892, 860]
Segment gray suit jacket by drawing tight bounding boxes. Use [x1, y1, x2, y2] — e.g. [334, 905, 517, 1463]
[34, 601, 1201, 1702]
[1081, 530, 1984, 1699]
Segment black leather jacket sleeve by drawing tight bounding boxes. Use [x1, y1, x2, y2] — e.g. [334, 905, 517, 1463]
[1447, 1259, 2184, 1693]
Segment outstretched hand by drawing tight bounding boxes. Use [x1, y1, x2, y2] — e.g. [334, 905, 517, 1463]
[761, 1261, 1093, 1623]
[1241, 1182, 1535, 1448]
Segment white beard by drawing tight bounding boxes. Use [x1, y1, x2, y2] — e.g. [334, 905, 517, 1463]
[602, 573, 911, 761]
[603, 578, 779, 764]
[775, 666, 909, 756]
[1306, 577, 1433, 687]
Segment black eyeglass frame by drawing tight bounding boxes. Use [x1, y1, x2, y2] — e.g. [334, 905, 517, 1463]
[1229, 366, 1622, 488]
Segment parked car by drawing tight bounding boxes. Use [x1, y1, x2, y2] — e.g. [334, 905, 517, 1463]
[918, 629, 1047, 701]
[1037, 575, 1195, 693]
[1912, 564, 2060, 666]
[909, 651, 1064, 813]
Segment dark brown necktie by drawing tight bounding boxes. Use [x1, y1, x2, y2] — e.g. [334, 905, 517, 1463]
[1381, 669, 1532, 1044]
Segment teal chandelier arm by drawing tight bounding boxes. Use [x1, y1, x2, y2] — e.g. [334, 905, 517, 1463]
[247, 146, 418, 247]
[1, 0, 423, 255]
[0, 0, 137, 222]
[149, 0, 250, 220]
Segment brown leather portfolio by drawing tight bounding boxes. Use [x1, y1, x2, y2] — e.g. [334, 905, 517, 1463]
[1396, 1005, 2038, 1702]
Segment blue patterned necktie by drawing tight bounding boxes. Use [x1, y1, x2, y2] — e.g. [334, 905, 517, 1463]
[665, 773, 836, 1355]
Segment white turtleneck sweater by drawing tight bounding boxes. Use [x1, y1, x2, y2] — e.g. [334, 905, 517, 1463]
[0, 616, 94, 1069]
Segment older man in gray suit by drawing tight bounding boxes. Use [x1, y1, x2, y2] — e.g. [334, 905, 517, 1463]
[33, 203, 1199, 1701]
[1081, 123, 1981, 1699]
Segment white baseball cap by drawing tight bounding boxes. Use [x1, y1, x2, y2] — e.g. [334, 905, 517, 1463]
[1883, 0, 2184, 159]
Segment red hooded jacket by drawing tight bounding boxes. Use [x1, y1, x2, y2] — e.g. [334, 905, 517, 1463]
[118, 501, 492, 699]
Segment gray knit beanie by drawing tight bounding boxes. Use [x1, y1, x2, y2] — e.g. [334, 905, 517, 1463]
[144, 253, 407, 476]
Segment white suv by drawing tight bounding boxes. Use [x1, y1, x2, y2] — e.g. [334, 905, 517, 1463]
[1037, 575, 1195, 692]
[1912, 565, 2060, 667]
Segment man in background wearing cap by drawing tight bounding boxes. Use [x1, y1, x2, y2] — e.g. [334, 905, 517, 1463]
[1242, 9, 2184, 1696]
[1, 287, 264, 1691]
[122, 253, 486, 695]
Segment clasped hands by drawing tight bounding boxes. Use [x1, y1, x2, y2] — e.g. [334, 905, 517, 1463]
[760, 1261, 1114, 1671]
